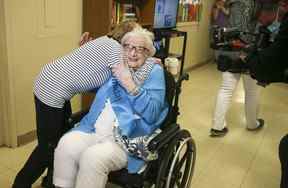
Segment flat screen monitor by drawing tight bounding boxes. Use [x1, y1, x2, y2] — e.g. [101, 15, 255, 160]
[153, 0, 179, 29]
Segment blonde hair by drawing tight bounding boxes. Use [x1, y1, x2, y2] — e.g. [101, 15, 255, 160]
[121, 28, 156, 57]
[107, 20, 141, 42]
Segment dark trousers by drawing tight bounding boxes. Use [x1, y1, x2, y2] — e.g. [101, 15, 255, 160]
[279, 134, 288, 188]
[12, 96, 71, 188]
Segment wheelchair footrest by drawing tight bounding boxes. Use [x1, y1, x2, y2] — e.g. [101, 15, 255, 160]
[108, 169, 143, 188]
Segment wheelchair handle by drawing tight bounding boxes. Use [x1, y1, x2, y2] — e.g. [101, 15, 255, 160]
[173, 73, 189, 120]
[180, 73, 189, 81]
[176, 73, 189, 88]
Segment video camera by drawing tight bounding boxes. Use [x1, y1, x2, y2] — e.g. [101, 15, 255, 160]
[210, 26, 248, 51]
[211, 25, 288, 86]
[210, 25, 273, 73]
[211, 25, 272, 51]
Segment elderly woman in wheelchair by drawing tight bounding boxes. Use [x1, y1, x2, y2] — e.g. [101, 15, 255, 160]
[53, 28, 169, 188]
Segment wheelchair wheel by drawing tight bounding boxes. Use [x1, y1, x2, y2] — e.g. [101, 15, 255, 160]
[155, 129, 196, 188]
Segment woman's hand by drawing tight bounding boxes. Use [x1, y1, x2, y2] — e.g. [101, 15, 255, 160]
[150, 57, 162, 65]
[79, 32, 93, 46]
[111, 62, 137, 94]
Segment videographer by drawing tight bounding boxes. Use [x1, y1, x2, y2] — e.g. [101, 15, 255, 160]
[210, 0, 265, 137]
[242, 1, 288, 187]
[246, 1, 288, 85]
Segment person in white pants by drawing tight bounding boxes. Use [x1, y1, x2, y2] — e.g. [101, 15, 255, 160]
[210, 0, 267, 137]
[210, 71, 264, 137]
[53, 100, 128, 188]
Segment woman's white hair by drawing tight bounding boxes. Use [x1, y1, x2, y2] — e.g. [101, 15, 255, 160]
[121, 28, 156, 57]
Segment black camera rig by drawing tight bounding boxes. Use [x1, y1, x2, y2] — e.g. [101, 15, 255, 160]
[211, 25, 288, 85]
[210, 25, 273, 73]
[210, 25, 272, 52]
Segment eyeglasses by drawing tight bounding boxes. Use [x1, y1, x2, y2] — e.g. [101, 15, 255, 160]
[123, 43, 147, 54]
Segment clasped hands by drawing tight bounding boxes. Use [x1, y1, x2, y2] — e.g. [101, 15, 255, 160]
[111, 62, 138, 95]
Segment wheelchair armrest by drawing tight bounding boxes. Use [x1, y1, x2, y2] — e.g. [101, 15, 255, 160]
[147, 123, 180, 152]
[67, 109, 89, 126]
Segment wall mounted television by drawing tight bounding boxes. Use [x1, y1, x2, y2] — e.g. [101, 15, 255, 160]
[153, 0, 179, 30]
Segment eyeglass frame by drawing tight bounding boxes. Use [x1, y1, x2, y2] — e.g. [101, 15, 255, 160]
[123, 43, 148, 54]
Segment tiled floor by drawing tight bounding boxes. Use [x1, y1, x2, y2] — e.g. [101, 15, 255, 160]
[1, 63, 287, 188]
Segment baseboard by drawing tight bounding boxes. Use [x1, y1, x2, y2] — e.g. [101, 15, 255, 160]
[17, 130, 37, 146]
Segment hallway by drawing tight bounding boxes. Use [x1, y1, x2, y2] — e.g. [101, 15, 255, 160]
[179, 63, 288, 188]
[0, 63, 287, 188]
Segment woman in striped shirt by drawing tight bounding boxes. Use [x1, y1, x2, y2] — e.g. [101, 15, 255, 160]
[12, 21, 144, 188]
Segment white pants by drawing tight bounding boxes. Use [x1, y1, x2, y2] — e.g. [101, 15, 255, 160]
[212, 71, 261, 130]
[53, 132, 127, 188]
[53, 100, 128, 188]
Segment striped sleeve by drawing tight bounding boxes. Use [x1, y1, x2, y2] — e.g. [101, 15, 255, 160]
[34, 36, 123, 108]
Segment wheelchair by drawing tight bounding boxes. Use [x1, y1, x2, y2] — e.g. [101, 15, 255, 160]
[43, 70, 196, 188]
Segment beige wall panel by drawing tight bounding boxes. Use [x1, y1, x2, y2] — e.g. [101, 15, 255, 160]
[0, 0, 18, 147]
[4, 0, 82, 141]
[0, 0, 6, 145]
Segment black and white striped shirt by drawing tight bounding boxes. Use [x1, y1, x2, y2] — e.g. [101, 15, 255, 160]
[34, 36, 122, 108]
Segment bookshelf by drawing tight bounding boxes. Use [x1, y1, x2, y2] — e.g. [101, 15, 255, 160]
[82, 0, 203, 38]
[82, 0, 155, 39]
[111, 2, 137, 26]
[177, 0, 203, 23]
